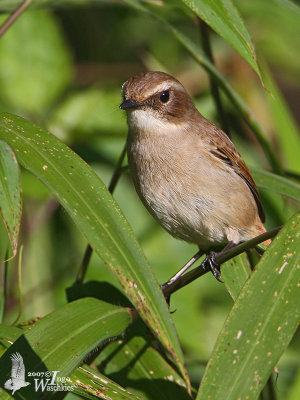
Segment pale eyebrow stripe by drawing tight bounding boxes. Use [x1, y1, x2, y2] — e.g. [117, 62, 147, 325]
[144, 80, 184, 98]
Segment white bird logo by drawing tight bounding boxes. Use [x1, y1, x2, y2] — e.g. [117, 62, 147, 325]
[4, 352, 30, 395]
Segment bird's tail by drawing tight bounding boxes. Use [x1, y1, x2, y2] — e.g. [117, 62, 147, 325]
[256, 222, 272, 246]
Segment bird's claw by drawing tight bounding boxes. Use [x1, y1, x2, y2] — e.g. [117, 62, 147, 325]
[203, 252, 223, 282]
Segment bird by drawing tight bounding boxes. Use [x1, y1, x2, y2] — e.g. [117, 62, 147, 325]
[4, 352, 30, 395]
[120, 71, 270, 282]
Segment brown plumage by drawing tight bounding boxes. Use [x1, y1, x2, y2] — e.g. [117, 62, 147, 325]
[120, 71, 269, 252]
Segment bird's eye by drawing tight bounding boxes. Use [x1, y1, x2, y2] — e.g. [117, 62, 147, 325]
[159, 90, 170, 103]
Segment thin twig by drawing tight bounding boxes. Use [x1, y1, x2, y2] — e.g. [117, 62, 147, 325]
[12, 245, 24, 325]
[0, 249, 9, 323]
[108, 145, 128, 193]
[75, 144, 127, 284]
[198, 18, 230, 134]
[75, 244, 93, 284]
[163, 225, 282, 298]
[0, 0, 33, 38]
[267, 374, 277, 400]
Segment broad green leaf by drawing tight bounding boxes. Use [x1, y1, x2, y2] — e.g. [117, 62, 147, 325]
[238, 0, 300, 76]
[0, 324, 23, 347]
[69, 365, 143, 400]
[251, 168, 300, 203]
[66, 281, 132, 308]
[0, 298, 131, 398]
[275, 0, 300, 15]
[197, 212, 300, 400]
[262, 64, 300, 174]
[182, 0, 261, 79]
[0, 10, 72, 116]
[0, 114, 189, 390]
[0, 324, 141, 400]
[0, 140, 21, 257]
[97, 320, 192, 400]
[221, 253, 251, 301]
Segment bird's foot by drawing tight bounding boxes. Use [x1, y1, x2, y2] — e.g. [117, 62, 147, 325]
[203, 252, 223, 282]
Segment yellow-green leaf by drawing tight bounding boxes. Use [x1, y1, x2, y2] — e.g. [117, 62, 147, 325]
[0, 140, 21, 257]
[0, 113, 189, 390]
[197, 212, 300, 400]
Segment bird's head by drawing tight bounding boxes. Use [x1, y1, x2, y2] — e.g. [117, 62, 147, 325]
[120, 71, 197, 133]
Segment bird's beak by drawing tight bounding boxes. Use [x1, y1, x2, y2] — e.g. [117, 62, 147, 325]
[120, 99, 142, 110]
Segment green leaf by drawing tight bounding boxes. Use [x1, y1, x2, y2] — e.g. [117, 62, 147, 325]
[0, 113, 189, 390]
[221, 253, 251, 301]
[275, 0, 300, 15]
[97, 320, 192, 400]
[197, 212, 300, 400]
[0, 140, 21, 257]
[0, 323, 141, 400]
[66, 281, 132, 308]
[69, 365, 143, 400]
[0, 324, 22, 347]
[251, 168, 300, 202]
[0, 298, 132, 398]
[182, 0, 261, 78]
[0, 10, 72, 116]
[262, 63, 300, 174]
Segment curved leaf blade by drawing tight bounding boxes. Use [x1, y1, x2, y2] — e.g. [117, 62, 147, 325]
[197, 212, 300, 400]
[97, 320, 191, 400]
[251, 168, 300, 202]
[0, 323, 141, 400]
[182, 0, 261, 78]
[0, 298, 131, 397]
[0, 113, 188, 389]
[262, 64, 300, 174]
[70, 365, 143, 400]
[222, 253, 251, 301]
[0, 140, 22, 257]
[0, 324, 23, 347]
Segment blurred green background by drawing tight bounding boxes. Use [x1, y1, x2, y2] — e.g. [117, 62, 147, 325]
[0, 0, 299, 398]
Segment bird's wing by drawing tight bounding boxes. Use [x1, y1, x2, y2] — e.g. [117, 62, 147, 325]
[203, 121, 265, 223]
[10, 352, 26, 381]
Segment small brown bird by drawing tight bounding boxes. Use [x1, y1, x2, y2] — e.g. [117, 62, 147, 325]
[120, 71, 269, 281]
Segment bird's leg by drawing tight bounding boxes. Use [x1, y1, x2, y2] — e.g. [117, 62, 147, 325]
[161, 249, 204, 292]
[203, 252, 222, 282]
[203, 241, 236, 282]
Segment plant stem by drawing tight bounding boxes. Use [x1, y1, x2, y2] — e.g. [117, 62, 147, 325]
[75, 244, 93, 284]
[12, 245, 24, 325]
[163, 225, 282, 298]
[0, 250, 9, 324]
[108, 145, 128, 193]
[75, 144, 127, 284]
[198, 18, 230, 134]
[0, 0, 33, 38]
[267, 374, 277, 400]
